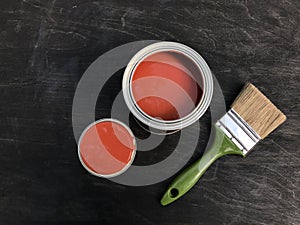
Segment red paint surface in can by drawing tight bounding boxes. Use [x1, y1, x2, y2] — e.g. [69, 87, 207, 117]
[79, 120, 135, 176]
[131, 51, 203, 121]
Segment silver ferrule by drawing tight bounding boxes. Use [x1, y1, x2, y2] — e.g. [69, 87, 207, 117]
[216, 109, 261, 155]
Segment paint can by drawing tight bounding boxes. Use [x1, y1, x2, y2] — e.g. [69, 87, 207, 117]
[122, 41, 213, 134]
[78, 118, 136, 178]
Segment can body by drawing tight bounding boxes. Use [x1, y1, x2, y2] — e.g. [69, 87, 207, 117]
[122, 42, 213, 134]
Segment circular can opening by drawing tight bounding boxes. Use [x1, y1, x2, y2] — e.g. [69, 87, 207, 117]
[78, 119, 136, 178]
[123, 41, 214, 131]
[131, 50, 203, 121]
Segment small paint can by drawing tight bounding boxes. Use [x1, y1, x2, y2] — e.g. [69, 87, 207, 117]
[122, 41, 213, 134]
[78, 118, 136, 178]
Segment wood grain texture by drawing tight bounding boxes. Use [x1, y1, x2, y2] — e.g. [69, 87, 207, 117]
[0, 0, 299, 224]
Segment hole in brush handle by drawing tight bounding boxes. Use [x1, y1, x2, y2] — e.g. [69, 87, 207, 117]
[169, 188, 179, 198]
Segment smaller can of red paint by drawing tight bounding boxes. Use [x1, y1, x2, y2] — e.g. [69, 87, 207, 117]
[123, 42, 214, 133]
[78, 118, 136, 178]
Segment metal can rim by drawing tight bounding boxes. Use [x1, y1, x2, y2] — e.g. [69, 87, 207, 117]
[77, 118, 137, 178]
[122, 41, 214, 131]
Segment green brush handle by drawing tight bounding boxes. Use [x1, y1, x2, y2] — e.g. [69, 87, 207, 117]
[160, 125, 245, 206]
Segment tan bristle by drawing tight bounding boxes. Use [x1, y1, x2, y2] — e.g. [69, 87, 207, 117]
[231, 83, 286, 139]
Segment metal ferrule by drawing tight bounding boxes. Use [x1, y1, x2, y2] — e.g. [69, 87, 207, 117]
[216, 109, 261, 155]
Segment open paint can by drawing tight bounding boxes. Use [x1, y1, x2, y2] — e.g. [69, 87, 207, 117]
[123, 41, 214, 134]
[78, 118, 136, 178]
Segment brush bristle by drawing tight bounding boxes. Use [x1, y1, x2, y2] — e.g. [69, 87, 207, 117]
[231, 83, 286, 139]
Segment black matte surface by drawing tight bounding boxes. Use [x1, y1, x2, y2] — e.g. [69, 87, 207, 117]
[0, 0, 299, 224]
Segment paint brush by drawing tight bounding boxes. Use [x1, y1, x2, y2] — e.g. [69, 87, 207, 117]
[160, 83, 286, 206]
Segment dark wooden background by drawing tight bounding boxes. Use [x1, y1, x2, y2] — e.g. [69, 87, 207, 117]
[0, 0, 299, 224]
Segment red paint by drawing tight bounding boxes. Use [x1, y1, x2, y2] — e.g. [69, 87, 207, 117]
[79, 120, 135, 176]
[131, 51, 203, 121]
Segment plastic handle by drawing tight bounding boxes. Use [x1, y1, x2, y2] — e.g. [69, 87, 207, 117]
[160, 125, 244, 206]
